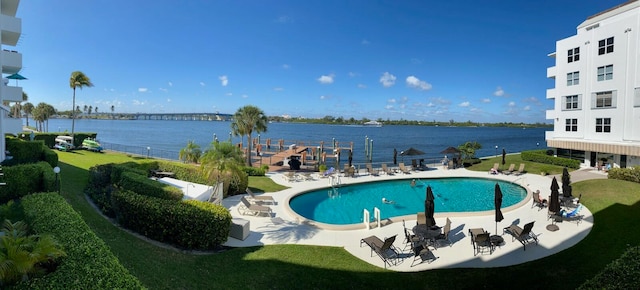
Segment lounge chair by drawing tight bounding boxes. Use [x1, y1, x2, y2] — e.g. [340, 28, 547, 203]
[503, 164, 516, 175]
[360, 235, 400, 268]
[246, 188, 276, 205]
[237, 196, 273, 217]
[489, 163, 499, 174]
[381, 163, 394, 175]
[433, 217, 452, 248]
[399, 163, 411, 174]
[411, 159, 418, 171]
[283, 171, 297, 182]
[411, 243, 436, 266]
[514, 163, 526, 176]
[503, 221, 538, 250]
[472, 232, 493, 255]
[403, 220, 422, 249]
[366, 163, 380, 176]
[531, 190, 547, 210]
[551, 204, 584, 225]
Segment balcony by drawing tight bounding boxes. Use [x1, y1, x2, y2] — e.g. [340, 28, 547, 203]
[0, 49, 21, 74]
[0, 13, 21, 46]
[546, 66, 556, 79]
[1, 85, 22, 102]
[1, 116, 21, 134]
[1, 0, 20, 18]
[545, 109, 556, 121]
[546, 88, 556, 99]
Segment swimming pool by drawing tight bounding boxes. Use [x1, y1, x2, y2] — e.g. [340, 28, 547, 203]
[288, 177, 527, 225]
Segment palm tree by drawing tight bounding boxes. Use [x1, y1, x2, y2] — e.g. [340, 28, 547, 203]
[179, 140, 202, 163]
[70, 71, 94, 141]
[111, 105, 115, 119]
[200, 141, 246, 196]
[230, 105, 268, 166]
[23, 102, 33, 127]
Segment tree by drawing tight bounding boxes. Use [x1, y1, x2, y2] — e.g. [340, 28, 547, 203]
[88, 105, 93, 115]
[111, 105, 114, 119]
[458, 141, 482, 160]
[83, 105, 88, 114]
[200, 141, 247, 196]
[179, 140, 202, 163]
[23, 102, 33, 127]
[70, 71, 94, 140]
[95, 107, 98, 113]
[31, 103, 55, 132]
[230, 105, 268, 166]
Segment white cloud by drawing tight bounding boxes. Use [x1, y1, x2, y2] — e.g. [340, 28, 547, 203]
[167, 98, 171, 102]
[411, 58, 423, 64]
[159, 88, 168, 92]
[348, 72, 358, 77]
[200, 81, 206, 86]
[406, 76, 432, 90]
[459, 101, 470, 107]
[508, 101, 516, 107]
[427, 102, 435, 107]
[399, 96, 409, 104]
[275, 15, 293, 23]
[481, 98, 491, 103]
[320, 95, 327, 100]
[361, 39, 370, 45]
[241, 94, 248, 98]
[379, 72, 396, 87]
[317, 74, 335, 84]
[387, 98, 396, 103]
[494, 86, 505, 97]
[168, 82, 173, 87]
[385, 105, 394, 109]
[132, 99, 145, 105]
[523, 105, 531, 111]
[357, 84, 367, 89]
[282, 64, 290, 69]
[138, 88, 148, 93]
[273, 87, 284, 91]
[219, 75, 228, 86]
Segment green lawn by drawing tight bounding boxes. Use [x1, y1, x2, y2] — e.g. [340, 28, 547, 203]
[55, 150, 640, 289]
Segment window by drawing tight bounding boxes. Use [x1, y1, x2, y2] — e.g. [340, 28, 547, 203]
[598, 37, 614, 55]
[595, 91, 613, 108]
[597, 65, 613, 81]
[565, 119, 577, 132]
[563, 95, 580, 110]
[595, 118, 611, 133]
[635, 88, 640, 107]
[567, 47, 580, 63]
[567, 71, 579, 86]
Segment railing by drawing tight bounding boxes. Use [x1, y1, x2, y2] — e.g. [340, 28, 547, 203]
[101, 141, 180, 161]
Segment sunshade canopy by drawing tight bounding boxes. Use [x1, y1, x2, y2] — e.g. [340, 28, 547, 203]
[401, 147, 425, 156]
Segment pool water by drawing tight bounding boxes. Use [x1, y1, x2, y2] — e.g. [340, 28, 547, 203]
[288, 177, 527, 225]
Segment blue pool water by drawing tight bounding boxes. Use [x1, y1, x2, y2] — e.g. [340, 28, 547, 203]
[288, 178, 527, 225]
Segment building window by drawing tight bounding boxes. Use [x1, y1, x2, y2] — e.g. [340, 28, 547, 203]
[635, 88, 640, 107]
[595, 91, 613, 108]
[567, 47, 580, 63]
[565, 119, 577, 132]
[567, 71, 579, 86]
[597, 65, 613, 81]
[598, 37, 614, 55]
[563, 95, 581, 110]
[595, 118, 611, 133]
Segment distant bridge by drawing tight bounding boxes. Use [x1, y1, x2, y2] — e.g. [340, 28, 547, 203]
[116, 112, 233, 121]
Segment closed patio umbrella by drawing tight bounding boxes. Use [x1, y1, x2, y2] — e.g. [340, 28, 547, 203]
[393, 148, 397, 165]
[494, 183, 504, 234]
[549, 177, 561, 214]
[425, 186, 436, 227]
[502, 148, 506, 166]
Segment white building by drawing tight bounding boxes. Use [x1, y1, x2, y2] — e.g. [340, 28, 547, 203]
[0, 0, 23, 162]
[546, 0, 640, 169]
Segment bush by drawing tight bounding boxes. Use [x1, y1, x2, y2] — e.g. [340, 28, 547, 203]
[86, 164, 116, 217]
[2, 138, 57, 167]
[608, 166, 640, 183]
[579, 245, 640, 289]
[521, 150, 580, 169]
[118, 171, 183, 201]
[111, 190, 231, 250]
[244, 166, 266, 176]
[0, 162, 56, 204]
[18, 193, 144, 289]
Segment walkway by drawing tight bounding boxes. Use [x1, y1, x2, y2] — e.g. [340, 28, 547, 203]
[222, 166, 595, 272]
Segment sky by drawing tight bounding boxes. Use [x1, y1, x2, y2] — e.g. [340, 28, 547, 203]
[13, 0, 630, 123]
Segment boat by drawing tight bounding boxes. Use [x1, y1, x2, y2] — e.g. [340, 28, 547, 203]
[82, 138, 103, 152]
[363, 120, 383, 127]
[54, 136, 75, 151]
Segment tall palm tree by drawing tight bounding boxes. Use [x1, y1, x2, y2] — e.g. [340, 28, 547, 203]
[69, 71, 93, 140]
[23, 102, 33, 127]
[230, 105, 268, 166]
[179, 140, 202, 163]
[200, 141, 246, 196]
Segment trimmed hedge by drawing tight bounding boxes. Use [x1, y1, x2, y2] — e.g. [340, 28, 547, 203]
[111, 190, 231, 250]
[21, 132, 98, 148]
[17, 193, 144, 289]
[579, 245, 640, 289]
[608, 166, 640, 183]
[2, 138, 58, 168]
[521, 150, 580, 169]
[119, 171, 183, 201]
[0, 162, 56, 204]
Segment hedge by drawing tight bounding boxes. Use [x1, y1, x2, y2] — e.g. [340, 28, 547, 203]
[521, 150, 580, 169]
[19, 132, 98, 148]
[17, 193, 144, 289]
[118, 171, 183, 201]
[579, 245, 640, 289]
[2, 138, 58, 168]
[111, 190, 231, 250]
[0, 162, 56, 204]
[608, 166, 640, 183]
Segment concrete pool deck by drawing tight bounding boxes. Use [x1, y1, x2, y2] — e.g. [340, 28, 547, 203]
[222, 167, 601, 272]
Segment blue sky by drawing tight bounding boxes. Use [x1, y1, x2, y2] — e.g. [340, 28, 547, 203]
[15, 0, 626, 123]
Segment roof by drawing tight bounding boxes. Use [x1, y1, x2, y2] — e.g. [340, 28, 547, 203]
[578, 0, 640, 29]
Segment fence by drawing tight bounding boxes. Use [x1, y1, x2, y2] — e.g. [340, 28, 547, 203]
[101, 141, 180, 161]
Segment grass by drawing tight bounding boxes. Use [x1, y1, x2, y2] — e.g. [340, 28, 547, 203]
[468, 154, 568, 175]
[54, 150, 640, 289]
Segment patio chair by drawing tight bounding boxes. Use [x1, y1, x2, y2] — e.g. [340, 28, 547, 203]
[503, 221, 539, 250]
[246, 188, 276, 205]
[399, 163, 411, 174]
[360, 235, 400, 268]
[416, 212, 426, 226]
[411, 159, 418, 170]
[381, 163, 394, 175]
[531, 190, 547, 210]
[283, 171, 297, 182]
[433, 217, 452, 248]
[489, 163, 499, 174]
[503, 164, 516, 175]
[411, 243, 436, 267]
[551, 204, 584, 226]
[366, 163, 380, 176]
[237, 196, 273, 217]
[514, 163, 526, 176]
[403, 226, 422, 250]
[473, 232, 493, 256]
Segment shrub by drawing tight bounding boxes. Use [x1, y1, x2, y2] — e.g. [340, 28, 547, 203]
[118, 171, 183, 201]
[2, 138, 57, 167]
[579, 245, 640, 289]
[521, 150, 580, 169]
[111, 190, 231, 250]
[18, 193, 144, 289]
[86, 164, 116, 217]
[243, 166, 266, 176]
[608, 166, 640, 183]
[0, 162, 56, 204]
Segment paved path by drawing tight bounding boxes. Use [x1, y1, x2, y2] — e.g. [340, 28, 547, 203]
[222, 167, 597, 271]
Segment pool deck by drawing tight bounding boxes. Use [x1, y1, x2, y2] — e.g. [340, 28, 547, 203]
[222, 167, 600, 272]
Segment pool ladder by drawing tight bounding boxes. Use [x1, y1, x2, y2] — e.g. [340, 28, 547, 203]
[363, 207, 381, 230]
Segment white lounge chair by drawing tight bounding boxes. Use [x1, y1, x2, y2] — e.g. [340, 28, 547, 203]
[246, 188, 276, 205]
[238, 197, 272, 217]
